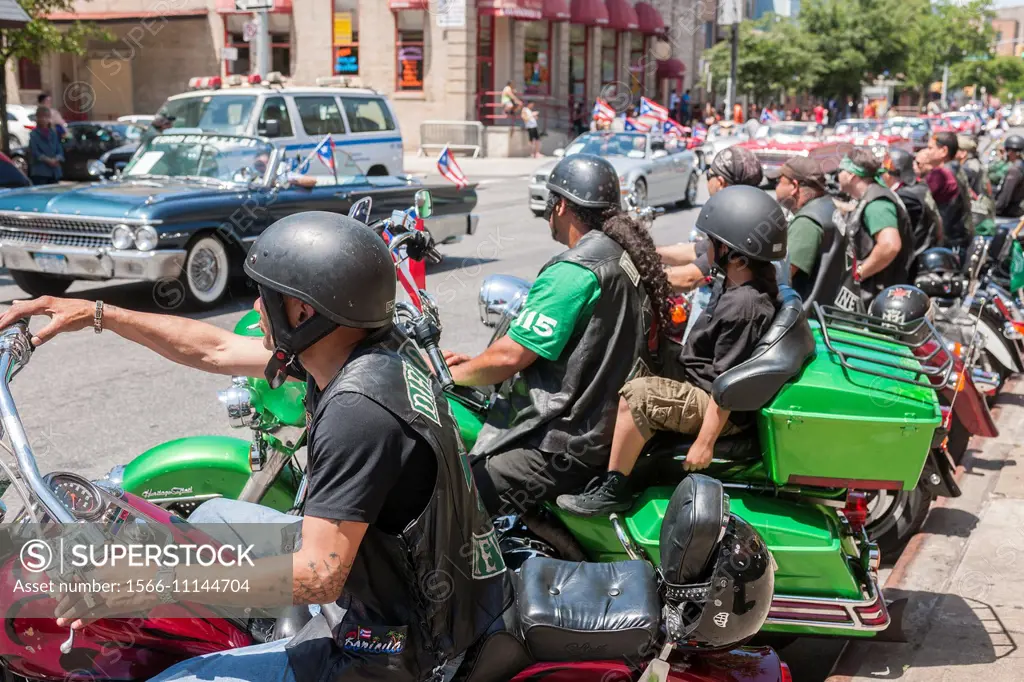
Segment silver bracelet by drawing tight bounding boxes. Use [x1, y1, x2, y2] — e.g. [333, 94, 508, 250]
[94, 300, 103, 334]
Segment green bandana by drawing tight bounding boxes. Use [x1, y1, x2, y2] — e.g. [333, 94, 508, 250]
[840, 155, 886, 186]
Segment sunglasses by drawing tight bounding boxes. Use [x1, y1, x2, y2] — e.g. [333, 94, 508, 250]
[705, 168, 719, 181]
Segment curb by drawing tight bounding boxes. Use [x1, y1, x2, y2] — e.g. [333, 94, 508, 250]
[826, 376, 1024, 680]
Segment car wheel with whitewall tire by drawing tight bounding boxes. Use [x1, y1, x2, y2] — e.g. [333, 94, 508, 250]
[631, 179, 648, 211]
[179, 234, 231, 309]
[9, 270, 73, 297]
[680, 169, 699, 208]
[12, 154, 27, 175]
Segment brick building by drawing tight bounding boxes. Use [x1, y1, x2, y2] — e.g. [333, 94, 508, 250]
[11, 0, 707, 156]
[993, 5, 1024, 57]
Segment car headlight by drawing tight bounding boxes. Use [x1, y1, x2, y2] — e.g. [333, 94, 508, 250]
[87, 159, 107, 177]
[134, 225, 158, 251]
[111, 224, 134, 250]
[535, 174, 548, 184]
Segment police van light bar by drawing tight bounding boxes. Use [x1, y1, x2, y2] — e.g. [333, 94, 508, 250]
[316, 75, 364, 88]
[188, 76, 222, 90]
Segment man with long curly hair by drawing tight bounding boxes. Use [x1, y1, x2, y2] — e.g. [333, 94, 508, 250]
[444, 154, 673, 518]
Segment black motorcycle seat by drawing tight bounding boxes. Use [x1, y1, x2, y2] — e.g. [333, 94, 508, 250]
[713, 286, 816, 412]
[659, 474, 726, 585]
[514, 558, 659, 662]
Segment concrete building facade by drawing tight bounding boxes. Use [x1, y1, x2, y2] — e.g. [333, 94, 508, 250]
[12, 0, 707, 156]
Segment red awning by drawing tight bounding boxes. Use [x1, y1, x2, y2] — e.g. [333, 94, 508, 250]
[635, 1, 666, 35]
[48, 8, 207, 20]
[215, 0, 292, 12]
[656, 58, 685, 79]
[605, 0, 638, 30]
[544, 0, 571, 21]
[570, 0, 609, 26]
[479, 0, 544, 20]
[389, 0, 428, 9]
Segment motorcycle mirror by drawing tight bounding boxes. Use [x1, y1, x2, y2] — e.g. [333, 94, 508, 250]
[414, 189, 433, 220]
[348, 196, 373, 224]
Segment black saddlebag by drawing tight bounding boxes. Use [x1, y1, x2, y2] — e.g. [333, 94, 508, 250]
[514, 558, 660, 662]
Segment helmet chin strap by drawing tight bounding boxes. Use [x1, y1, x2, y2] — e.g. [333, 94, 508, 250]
[259, 286, 339, 389]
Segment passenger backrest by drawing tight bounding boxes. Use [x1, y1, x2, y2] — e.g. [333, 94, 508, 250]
[712, 286, 815, 412]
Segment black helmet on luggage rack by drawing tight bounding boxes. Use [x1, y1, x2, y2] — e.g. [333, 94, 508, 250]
[868, 285, 933, 338]
[914, 248, 968, 299]
[659, 474, 774, 650]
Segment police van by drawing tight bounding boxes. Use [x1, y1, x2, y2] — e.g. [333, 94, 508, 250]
[156, 73, 403, 175]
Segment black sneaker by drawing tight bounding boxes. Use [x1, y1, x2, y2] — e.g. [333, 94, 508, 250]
[556, 472, 633, 517]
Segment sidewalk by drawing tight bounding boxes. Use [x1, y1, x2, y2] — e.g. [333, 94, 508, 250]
[403, 152, 545, 179]
[828, 378, 1024, 681]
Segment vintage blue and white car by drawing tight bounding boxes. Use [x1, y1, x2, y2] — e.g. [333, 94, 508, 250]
[0, 133, 478, 306]
[528, 131, 699, 217]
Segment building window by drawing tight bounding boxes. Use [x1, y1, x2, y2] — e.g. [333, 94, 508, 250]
[569, 24, 587, 102]
[17, 59, 41, 90]
[334, 0, 358, 74]
[294, 95, 347, 135]
[629, 33, 646, 95]
[704, 21, 715, 49]
[396, 10, 426, 92]
[524, 20, 551, 95]
[601, 29, 618, 85]
[225, 33, 292, 77]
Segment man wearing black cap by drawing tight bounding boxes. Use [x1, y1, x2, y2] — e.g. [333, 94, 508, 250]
[770, 156, 833, 300]
[657, 147, 764, 292]
[140, 112, 176, 146]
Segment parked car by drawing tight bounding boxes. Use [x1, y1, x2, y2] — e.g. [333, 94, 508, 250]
[0, 133, 479, 306]
[879, 117, 932, 152]
[827, 118, 914, 159]
[5, 104, 35, 149]
[9, 121, 143, 181]
[118, 114, 155, 126]
[696, 122, 751, 168]
[528, 130, 700, 216]
[941, 112, 981, 137]
[736, 122, 821, 179]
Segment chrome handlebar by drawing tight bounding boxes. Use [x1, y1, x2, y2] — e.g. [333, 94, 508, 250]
[0, 321, 77, 523]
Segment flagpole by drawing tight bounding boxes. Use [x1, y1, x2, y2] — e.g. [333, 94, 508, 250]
[331, 137, 338, 185]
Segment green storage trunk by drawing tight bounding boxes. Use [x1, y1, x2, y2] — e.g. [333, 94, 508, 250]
[757, 322, 941, 490]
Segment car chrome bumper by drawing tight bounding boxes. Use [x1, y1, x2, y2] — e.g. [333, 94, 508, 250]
[529, 183, 549, 212]
[423, 213, 479, 245]
[0, 244, 186, 281]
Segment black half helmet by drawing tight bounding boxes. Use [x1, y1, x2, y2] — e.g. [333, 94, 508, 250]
[696, 185, 788, 262]
[868, 284, 932, 327]
[659, 475, 774, 651]
[245, 211, 396, 387]
[545, 153, 621, 209]
[916, 247, 961, 275]
[884, 148, 915, 185]
[1005, 134, 1024, 152]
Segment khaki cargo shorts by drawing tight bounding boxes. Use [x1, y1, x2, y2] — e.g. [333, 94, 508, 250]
[620, 376, 744, 441]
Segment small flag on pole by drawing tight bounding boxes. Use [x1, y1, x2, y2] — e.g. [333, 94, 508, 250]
[592, 98, 616, 122]
[313, 134, 336, 173]
[759, 108, 779, 124]
[639, 97, 669, 122]
[625, 117, 652, 132]
[663, 119, 686, 138]
[437, 146, 469, 189]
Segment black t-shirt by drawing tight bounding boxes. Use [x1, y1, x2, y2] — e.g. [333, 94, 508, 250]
[305, 382, 438, 535]
[680, 281, 777, 421]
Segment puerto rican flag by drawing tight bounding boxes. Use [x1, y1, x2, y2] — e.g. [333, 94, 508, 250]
[358, 628, 372, 640]
[693, 123, 708, 141]
[640, 97, 669, 122]
[759, 108, 779, 124]
[592, 98, 616, 122]
[663, 119, 686, 138]
[437, 146, 469, 189]
[624, 116, 651, 132]
[311, 134, 336, 173]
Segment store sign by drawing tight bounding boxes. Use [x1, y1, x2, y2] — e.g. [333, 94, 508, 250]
[398, 46, 424, 89]
[335, 46, 359, 74]
[436, 0, 466, 28]
[478, 0, 542, 20]
[334, 12, 353, 45]
[221, 46, 239, 61]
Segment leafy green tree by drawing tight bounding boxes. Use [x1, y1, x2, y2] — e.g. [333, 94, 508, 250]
[903, 0, 995, 104]
[0, 0, 109, 154]
[950, 55, 1024, 97]
[706, 14, 822, 104]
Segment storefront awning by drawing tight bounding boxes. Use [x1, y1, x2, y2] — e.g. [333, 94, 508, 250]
[544, 0, 571, 21]
[215, 0, 292, 12]
[0, 0, 28, 28]
[389, 0, 429, 9]
[635, 2, 666, 35]
[479, 0, 544, 20]
[570, 0, 609, 26]
[656, 58, 685, 79]
[605, 0, 638, 30]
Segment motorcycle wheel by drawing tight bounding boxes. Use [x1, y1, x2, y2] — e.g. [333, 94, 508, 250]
[865, 486, 932, 560]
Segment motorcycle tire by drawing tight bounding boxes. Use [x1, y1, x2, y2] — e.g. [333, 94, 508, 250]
[866, 486, 933, 561]
[945, 417, 972, 466]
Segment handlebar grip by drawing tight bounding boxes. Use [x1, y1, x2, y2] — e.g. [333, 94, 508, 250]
[426, 248, 443, 265]
[423, 342, 454, 391]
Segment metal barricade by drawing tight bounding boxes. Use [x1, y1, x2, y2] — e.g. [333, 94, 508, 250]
[418, 121, 485, 158]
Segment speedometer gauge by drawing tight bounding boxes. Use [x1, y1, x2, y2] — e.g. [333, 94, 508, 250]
[45, 472, 104, 520]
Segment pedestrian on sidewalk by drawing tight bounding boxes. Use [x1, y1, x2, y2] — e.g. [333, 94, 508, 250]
[522, 102, 541, 158]
[28, 107, 63, 186]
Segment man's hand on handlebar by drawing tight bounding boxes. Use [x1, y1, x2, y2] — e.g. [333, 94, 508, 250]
[0, 297, 92, 346]
[443, 349, 472, 366]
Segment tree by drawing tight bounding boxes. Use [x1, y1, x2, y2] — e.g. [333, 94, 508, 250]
[706, 14, 823, 105]
[903, 0, 995, 104]
[800, 0, 925, 104]
[0, 0, 108, 154]
[950, 55, 1024, 97]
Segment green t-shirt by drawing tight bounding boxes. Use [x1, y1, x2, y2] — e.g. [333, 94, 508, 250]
[787, 215, 823, 276]
[508, 262, 602, 361]
[863, 198, 898, 236]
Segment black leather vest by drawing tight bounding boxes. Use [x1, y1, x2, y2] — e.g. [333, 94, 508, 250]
[849, 183, 915, 296]
[896, 180, 941, 258]
[288, 345, 508, 682]
[471, 230, 653, 467]
[791, 195, 862, 310]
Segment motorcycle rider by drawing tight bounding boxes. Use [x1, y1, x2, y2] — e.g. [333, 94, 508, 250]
[3, 212, 506, 682]
[922, 132, 974, 251]
[837, 147, 914, 300]
[954, 135, 996, 236]
[881, 148, 943, 261]
[994, 134, 1024, 219]
[444, 153, 673, 518]
[557, 186, 785, 516]
[657, 146, 764, 292]
[769, 156, 833, 300]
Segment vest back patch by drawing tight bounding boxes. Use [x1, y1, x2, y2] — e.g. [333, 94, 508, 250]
[472, 528, 507, 579]
[403, 360, 441, 425]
